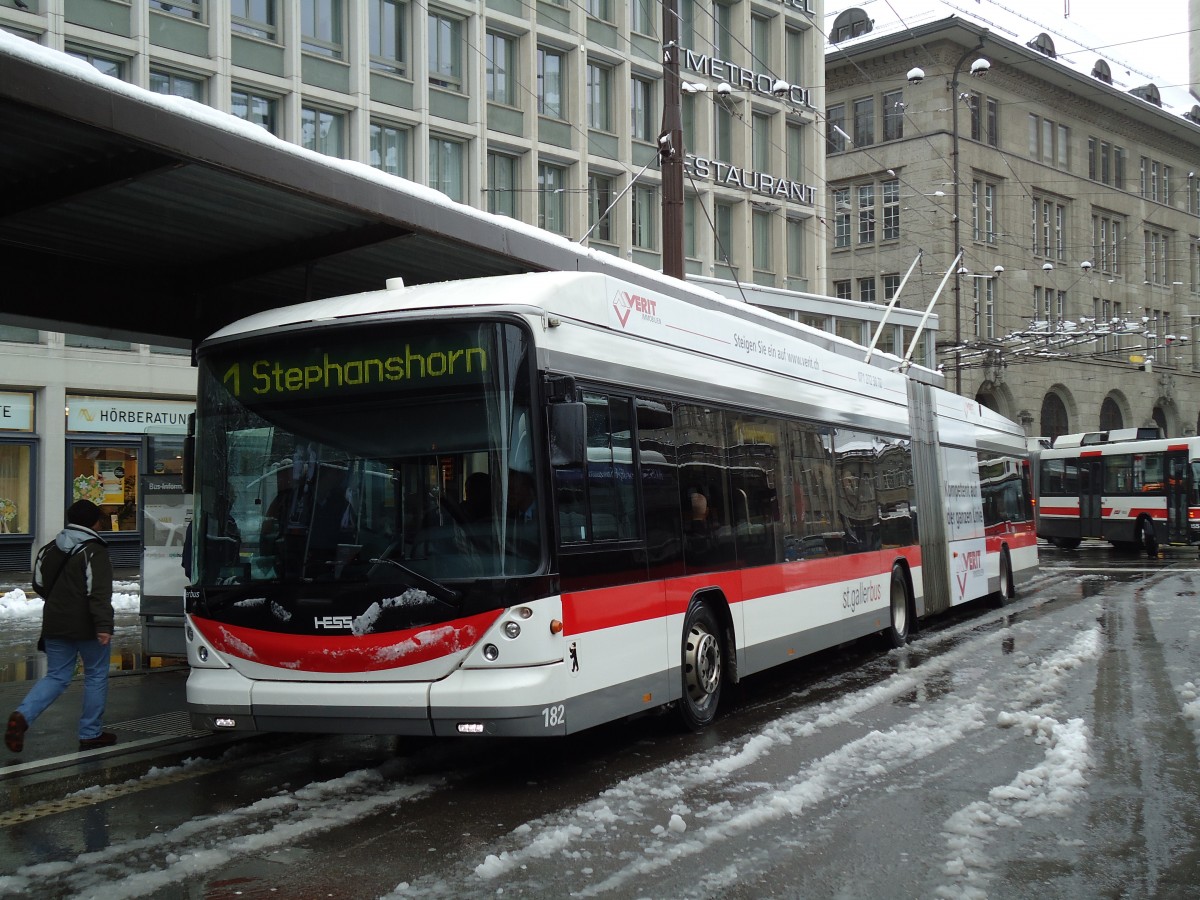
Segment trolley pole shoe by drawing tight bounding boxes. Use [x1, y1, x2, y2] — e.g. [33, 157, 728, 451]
[78, 732, 118, 751]
[5, 711, 28, 753]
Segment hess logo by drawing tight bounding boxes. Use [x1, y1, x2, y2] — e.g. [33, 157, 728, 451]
[314, 615, 353, 630]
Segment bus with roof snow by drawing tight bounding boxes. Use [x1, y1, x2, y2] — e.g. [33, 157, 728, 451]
[1035, 428, 1196, 556]
[182, 270, 1037, 737]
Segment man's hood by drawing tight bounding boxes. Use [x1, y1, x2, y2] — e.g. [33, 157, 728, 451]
[55, 523, 105, 553]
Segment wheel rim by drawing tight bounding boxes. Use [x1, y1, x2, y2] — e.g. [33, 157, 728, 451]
[684, 622, 721, 704]
[891, 575, 907, 635]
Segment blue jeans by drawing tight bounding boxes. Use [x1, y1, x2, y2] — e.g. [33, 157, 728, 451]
[17, 638, 110, 741]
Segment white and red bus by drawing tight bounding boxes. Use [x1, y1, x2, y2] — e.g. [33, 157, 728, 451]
[1035, 428, 1197, 555]
[183, 271, 1037, 736]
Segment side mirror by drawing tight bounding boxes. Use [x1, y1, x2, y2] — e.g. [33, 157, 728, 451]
[548, 402, 586, 468]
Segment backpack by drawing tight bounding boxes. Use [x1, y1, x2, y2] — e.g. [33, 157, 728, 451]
[32, 539, 96, 597]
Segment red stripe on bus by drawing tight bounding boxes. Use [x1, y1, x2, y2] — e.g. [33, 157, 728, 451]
[1168, 443, 1188, 452]
[1080, 450, 1102, 457]
[190, 609, 504, 673]
[563, 551, 922, 635]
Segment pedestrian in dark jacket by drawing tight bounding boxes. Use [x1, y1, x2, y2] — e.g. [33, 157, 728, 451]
[5, 499, 117, 754]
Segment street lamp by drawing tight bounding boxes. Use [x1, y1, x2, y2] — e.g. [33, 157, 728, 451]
[950, 37, 988, 394]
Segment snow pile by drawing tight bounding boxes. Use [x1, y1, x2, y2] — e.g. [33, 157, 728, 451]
[0, 583, 141, 620]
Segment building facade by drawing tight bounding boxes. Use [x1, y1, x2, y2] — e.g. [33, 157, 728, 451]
[824, 2, 1200, 440]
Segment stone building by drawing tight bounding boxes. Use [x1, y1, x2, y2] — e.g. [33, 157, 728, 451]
[824, 0, 1200, 439]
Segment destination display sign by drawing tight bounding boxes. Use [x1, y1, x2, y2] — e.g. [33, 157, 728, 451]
[212, 333, 492, 401]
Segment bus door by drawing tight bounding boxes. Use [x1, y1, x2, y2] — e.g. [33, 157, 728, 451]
[1166, 451, 1188, 544]
[1080, 457, 1104, 538]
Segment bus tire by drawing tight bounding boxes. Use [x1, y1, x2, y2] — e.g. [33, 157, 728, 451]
[1050, 537, 1081, 550]
[884, 564, 911, 648]
[1139, 518, 1158, 558]
[679, 601, 723, 731]
[994, 548, 1014, 607]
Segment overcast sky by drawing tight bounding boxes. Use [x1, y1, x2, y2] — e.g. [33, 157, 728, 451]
[1056, 0, 1192, 90]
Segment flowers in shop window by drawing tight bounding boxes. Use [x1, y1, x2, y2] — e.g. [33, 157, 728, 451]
[73, 474, 105, 505]
[0, 498, 15, 533]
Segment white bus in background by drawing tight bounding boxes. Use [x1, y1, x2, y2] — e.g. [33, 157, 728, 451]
[182, 271, 1037, 737]
[1036, 428, 1194, 556]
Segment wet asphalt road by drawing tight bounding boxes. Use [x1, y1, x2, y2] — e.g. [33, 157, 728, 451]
[3, 543, 1200, 899]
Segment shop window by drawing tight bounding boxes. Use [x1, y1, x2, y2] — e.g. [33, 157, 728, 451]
[0, 443, 34, 535]
[71, 445, 139, 533]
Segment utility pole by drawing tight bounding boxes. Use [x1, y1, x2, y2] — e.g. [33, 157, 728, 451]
[659, 0, 685, 280]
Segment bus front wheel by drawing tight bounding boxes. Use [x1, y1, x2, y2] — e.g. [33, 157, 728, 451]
[884, 565, 911, 648]
[679, 602, 723, 731]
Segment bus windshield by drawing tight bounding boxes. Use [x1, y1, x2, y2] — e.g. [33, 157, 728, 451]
[192, 319, 539, 587]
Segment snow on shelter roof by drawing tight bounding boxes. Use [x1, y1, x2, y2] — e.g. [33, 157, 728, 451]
[824, 0, 1199, 126]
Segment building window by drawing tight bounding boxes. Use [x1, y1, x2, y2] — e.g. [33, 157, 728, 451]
[65, 333, 132, 351]
[1190, 241, 1200, 294]
[370, 121, 409, 176]
[882, 90, 903, 141]
[752, 113, 772, 172]
[883, 274, 901, 300]
[833, 187, 850, 249]
[858, 277, 876, 304]
[428, 11, 463, 91]
[1144, 228, 1170, 285]
[826, 104, 846, 153]
[0, 441, 34, 536]
[587, 0, 611, 22]
[588, 173, 615, 243]
[151, 0, 202, 19]
[370, 0, 408, 75]
[231, 0, 276, 41]
[537, 47, 565, 119]
[1091, 213, 1122, 275]
[486, 32, 516, 105]
[631, 0, 654, 34]
[833, 280, 852, 300]
[714, 2, 733, 58]
[751, 14, 772, 71]
[881, 179, 899, 241]
[539, 163, 568, 235]
[631, 76, 655, 142]
[66, 47, 125, 80]
[486, 152, 518, 218]
[714, 201, 734, 266]
[752, 210, 772, 273]
[787, 218, 806, 281]
[785, 28, 804, 85]
[149, 69, 205, 102]
[985, 97, 999, 147]
[301, 0, 343, 59]
[632, 185, 657, 249]
[428, 136, 465, 202]
[852, 97, 874, 147]
[857, 184, 875, 244]
[69, 443, 140, 534]
[786, 123, 804, 182]
[971, 180, 996, 243]
[1031, 196, 1066, 260]
[715, 105, 734, 162]
[231, 87, 277, 134]
[301, 106, 344, 157]
[586, 63, 612, 131]
[1028, 114, 1067, 168]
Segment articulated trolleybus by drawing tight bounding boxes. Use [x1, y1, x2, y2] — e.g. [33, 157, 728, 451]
[184, 271, 1036, 737]
[1036, 428, 1198, 555]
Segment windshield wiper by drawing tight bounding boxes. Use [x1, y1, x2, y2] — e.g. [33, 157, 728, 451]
[368, 557, 460, 604]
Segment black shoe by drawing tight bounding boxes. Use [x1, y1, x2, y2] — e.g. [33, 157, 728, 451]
[78, 732, 117, 751]
[5, 711, 27, 753]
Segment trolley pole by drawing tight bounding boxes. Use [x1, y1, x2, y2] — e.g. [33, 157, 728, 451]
[660, 0, 685, 280]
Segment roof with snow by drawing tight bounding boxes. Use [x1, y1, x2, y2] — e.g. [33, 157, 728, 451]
[824, 1, 1200, 130]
